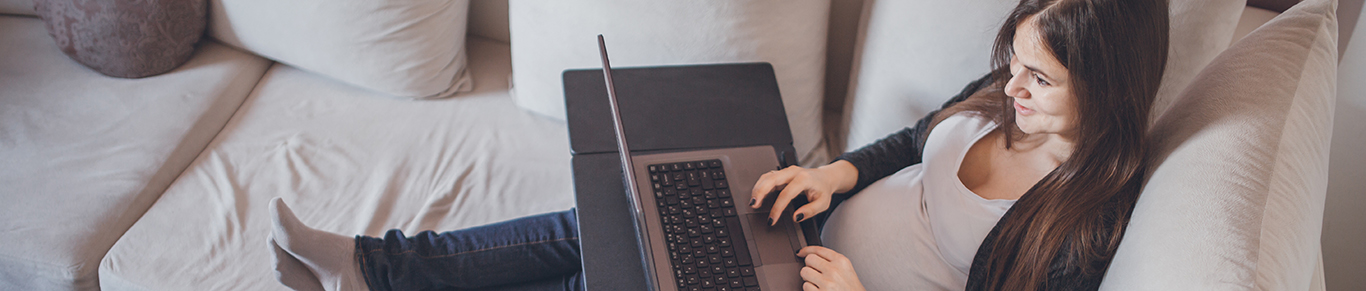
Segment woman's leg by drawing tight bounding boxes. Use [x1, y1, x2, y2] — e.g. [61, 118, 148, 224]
[466, 272, 584, 291]
[270, 198, 370, 291]
[354, 209, 581, 291]
[269, 197, 582, 291]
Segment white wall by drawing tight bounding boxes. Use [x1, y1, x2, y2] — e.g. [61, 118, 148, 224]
[1323, 3, 1366, 290]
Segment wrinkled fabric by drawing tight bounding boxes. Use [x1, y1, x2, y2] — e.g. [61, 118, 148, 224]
[98, 38, 576, 291]
[0, 15, 271, 290]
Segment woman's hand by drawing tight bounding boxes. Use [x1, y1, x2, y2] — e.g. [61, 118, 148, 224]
[797, 246, 867, 291]
[750, 160, 858, 225]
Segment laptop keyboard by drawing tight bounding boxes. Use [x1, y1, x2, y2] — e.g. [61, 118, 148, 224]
[650, 160, 760, 291]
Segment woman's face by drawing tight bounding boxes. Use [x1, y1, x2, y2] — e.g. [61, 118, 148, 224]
[1005, 17, 1078, 138]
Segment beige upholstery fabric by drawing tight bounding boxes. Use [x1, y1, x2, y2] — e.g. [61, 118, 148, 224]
[1101, 0, 1338, 289]
[0, 0, 32, 15]
[99, 38, 576, 290]
[207, 0, 473, 99]
[841, 0, 1013, 151]
[507, 0, 833, 165]
[0, 16, 271, 291]
[1148, 0, 1249, 122]
[843, 0, 1246, 151]
[1234, 6, 1281, 42]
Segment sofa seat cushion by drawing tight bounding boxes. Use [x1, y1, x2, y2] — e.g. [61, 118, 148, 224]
[0, 15, 271, 290]
[97, 37, 576, 290]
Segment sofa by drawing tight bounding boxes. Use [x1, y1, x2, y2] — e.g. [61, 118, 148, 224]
[0, 0, 1355, 290]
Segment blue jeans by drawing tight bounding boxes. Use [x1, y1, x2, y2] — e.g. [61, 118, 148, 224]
[355, 209, 584, 291]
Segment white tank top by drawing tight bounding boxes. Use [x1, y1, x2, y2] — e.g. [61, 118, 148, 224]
[822, 113, 1016, 290]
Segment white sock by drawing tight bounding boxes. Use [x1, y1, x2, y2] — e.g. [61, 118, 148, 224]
[269, 197, 369, 291]
[269, 236, 325, 291]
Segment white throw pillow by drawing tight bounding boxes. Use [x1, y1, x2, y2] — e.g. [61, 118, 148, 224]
[0, 0, 32, 16]
[507, 0, 832, 165]
[842, 0, 1245, 150]
[1100, 0, 1338, 289]
[208, 0, 472, 99]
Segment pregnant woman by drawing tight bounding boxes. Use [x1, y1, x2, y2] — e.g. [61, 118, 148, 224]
[267, 0, 1170, 290]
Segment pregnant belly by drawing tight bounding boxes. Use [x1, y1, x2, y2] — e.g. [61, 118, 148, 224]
[820, 164, 968, 291]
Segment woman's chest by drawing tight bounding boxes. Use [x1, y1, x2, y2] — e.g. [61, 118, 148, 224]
[956, 131, 1054, 200]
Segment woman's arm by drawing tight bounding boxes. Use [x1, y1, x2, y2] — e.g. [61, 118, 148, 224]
[750, 73, 996, 225]
[834, 72, 995, 195]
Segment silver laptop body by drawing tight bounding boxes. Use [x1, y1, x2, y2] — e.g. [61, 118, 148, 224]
[598, 35, 808, 291]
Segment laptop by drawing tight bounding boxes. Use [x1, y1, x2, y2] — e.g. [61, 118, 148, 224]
[595, 35, 810, 291]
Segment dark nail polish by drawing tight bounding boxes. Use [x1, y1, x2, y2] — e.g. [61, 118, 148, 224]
[768, 217, 774, 226]
[795, 213, 805, 222]
[749, 198, 756, 206]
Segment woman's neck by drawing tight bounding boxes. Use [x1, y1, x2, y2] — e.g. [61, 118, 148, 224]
[1008, 130, 1076, 168]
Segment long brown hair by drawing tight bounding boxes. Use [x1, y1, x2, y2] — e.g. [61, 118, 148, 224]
[936, 0, 1169, 289]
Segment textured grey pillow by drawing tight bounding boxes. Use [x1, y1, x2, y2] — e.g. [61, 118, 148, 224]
[33, 0, 205, 78]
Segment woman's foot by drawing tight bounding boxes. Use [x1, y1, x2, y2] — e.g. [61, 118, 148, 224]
[269, 197, 369, 291]
[269, 237, 325, 291]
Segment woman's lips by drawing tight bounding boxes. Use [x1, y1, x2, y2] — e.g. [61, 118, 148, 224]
[1013, 100, 1035, 115]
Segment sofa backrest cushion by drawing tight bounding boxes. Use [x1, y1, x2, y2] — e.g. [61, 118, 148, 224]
[0, 0, 32, 16]
[507, 0, 833, 165]
[32, 0, 205, 78]
[1100, 0, 1338, 289]
[842, 0, 1246, 151]
[207, 0, 472, 99]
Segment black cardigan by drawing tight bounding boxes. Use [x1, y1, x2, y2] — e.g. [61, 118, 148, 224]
[833, 74, 1108, 290]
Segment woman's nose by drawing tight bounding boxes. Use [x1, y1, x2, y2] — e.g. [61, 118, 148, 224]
[1005, 71, 1029, 99]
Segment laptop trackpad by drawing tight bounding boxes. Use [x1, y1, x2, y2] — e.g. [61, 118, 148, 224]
[745, 213, 799, 266]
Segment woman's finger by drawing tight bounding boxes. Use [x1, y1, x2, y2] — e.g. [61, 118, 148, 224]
[803, 281, 821, 291]
[792, 196, 830, 223]
[749, 166, 796, 209]
[804, 252, 833, 272]
[800, 266, 826, 286]
[797, 245, 828, 257]
[798, 246, 845, 263]
[767, 176, 810, 225]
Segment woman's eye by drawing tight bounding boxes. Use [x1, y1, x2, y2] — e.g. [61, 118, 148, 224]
[1032, 72, 1050, 86]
